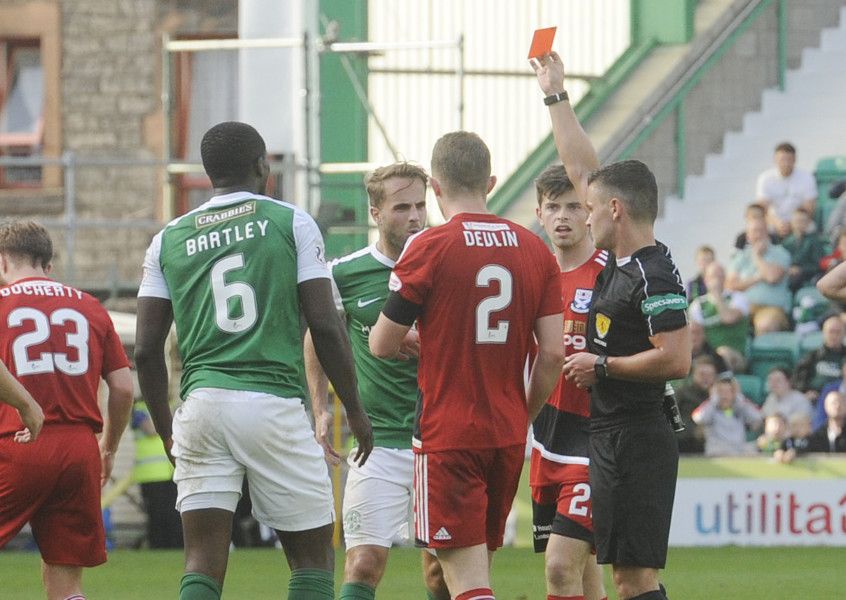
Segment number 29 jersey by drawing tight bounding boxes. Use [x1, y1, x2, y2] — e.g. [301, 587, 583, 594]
[389, 213, 562, 452]
[138, 192, 329, 400]
[530, 249, 606, 487]
[0, 278, 129, 436]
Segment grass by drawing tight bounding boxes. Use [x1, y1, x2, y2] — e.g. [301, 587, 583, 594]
[1, 545, 843, 599]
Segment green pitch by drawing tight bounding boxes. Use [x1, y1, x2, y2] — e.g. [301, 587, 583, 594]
[0, 546, 842, 598]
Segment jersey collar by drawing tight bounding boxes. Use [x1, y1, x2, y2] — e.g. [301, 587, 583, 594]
[369, 243, 396, 268]
[206, 191, 269, 207]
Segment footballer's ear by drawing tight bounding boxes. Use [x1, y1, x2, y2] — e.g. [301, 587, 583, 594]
[369, 203, 381, 224]
[429, 176, 442, 198]
[486, 175, 497, 194]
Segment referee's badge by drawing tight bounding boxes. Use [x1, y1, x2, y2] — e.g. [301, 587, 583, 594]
[595, 313, 611, 338]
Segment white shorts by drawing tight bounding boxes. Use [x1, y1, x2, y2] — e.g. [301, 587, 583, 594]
[342, 446, 414, 548]
[172, 387, 334, 532]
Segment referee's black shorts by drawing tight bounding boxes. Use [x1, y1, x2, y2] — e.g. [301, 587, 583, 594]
[589, 415, 678, 568]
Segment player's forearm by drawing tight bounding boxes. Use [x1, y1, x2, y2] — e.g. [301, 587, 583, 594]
[135, 351, 174, 441]
[817, 262, 846, 301]
[607, 345, 690, 383]
[309, 316, 364, 417]
[0, 361, 36, 412]
[527, 350, 565, 422]
[102, 367, 134, 453]
[547, 100, 600, 198]
[303, 329, 331, 415]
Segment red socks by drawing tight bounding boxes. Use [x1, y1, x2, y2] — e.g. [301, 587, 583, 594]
[455, 589, 495, 600]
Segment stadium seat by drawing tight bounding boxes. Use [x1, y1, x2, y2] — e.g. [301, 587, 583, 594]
[747, 331, 799, 379]
[735, 373, 765, 405]
[792, 285, 832, 330]
[798, 329, 824, 354]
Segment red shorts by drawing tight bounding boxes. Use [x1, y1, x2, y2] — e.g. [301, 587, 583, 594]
[530, 462, 594, 551]
[0, 425, 106, 566]
[414, 444, 523, 551]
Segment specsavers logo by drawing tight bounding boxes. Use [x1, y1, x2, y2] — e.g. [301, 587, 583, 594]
[595, 313, 611, 339]
[641, 293, 688, 316]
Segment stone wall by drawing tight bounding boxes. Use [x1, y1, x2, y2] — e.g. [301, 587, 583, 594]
[0, 0, 237, 300]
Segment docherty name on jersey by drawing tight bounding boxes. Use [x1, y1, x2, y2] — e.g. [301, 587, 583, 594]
[185, 219, 270, 256]
[462, 221, 519, 248]
[0, 282, 83, 299]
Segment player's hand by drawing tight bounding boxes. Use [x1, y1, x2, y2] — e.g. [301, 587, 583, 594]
[396, 328, 420, 361]
[314, 409, 341, 466]
[562, 351, 599, 389]
[99, 441, 116, 487]
[162, 436, 175, 466]
[347, 408, 374, 467]
[14, 400, 44, 443]
[530, 50, 566, 96]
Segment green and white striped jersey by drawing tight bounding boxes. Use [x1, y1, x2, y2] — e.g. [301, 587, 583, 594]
[139, 191, 329, 400]
[330, 244, 417, 449]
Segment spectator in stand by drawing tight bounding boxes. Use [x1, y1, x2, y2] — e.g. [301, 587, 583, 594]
[692, 372, 763, 456]
[811, 360, 846, 430]
[819, 231, 846, 273]
[823, 179, 846, 245]
[760, 366, 813, 421]
[690, 321, 728, 373]
[781, 207, 828, 292]
[756, 142, 818, 238]
[756, 413, 789, 455]
[674, 355, 717, 454]
[774, 413, 813, 464]
[686, 245, 715, 301]
[793, 313, 846, 403]
[805, 390, 846, 453]
[689, 262, 750, 373]
[726, 218, 792, 336]
[734, 203, 781, 251]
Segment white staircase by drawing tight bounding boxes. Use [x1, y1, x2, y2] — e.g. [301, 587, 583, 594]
[655, 6, 846, 280]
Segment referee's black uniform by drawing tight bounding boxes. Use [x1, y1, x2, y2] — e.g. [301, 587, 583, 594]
[587, 241, 688, 568]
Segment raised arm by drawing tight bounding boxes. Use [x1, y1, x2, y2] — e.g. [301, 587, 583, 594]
[299, 278, 373, 466]
[135, 296, 176, 460]
[531, 51, 600, 202]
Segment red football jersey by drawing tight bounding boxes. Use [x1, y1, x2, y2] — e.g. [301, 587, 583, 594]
[530, 250, 607, 487]
[390, 213, 563, 452]
[0, 278, 129, 436]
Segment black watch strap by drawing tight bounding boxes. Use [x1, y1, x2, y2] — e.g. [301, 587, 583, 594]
[543, 91, 569, 106]
[594, 355, 608, 379]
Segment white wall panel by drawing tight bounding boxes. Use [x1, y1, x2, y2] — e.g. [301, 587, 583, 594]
[366, 0, 630, 220]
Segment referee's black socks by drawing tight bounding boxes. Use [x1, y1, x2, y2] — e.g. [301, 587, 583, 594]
[628, 591, 665, 600]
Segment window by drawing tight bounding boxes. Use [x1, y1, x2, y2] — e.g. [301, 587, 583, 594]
[173, 38, 239, 214]
[0, 39, 44, 187]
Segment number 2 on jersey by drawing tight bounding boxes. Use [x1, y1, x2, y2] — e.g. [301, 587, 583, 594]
[475, 264, 512, 344]
[211, 253, 258, 334]
[8, 307, 90, 376]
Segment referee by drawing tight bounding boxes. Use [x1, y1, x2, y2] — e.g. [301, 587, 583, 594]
[533, 52, 691, 600]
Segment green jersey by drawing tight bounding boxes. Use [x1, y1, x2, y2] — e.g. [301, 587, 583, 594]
[330, 244, 417, 448]
[138, 192, 329, 400]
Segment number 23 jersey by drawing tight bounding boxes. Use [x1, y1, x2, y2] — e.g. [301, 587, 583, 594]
[0, 278, 129, 436]
[390, 213, 562, 452]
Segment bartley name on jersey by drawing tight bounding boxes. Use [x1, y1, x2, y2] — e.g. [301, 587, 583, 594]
[185, 219, 270, 257]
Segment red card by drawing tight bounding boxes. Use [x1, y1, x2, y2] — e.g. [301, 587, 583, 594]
[528, 26, 556, 59]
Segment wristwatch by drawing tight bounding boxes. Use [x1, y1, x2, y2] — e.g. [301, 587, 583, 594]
[594, 355, 609, 379]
